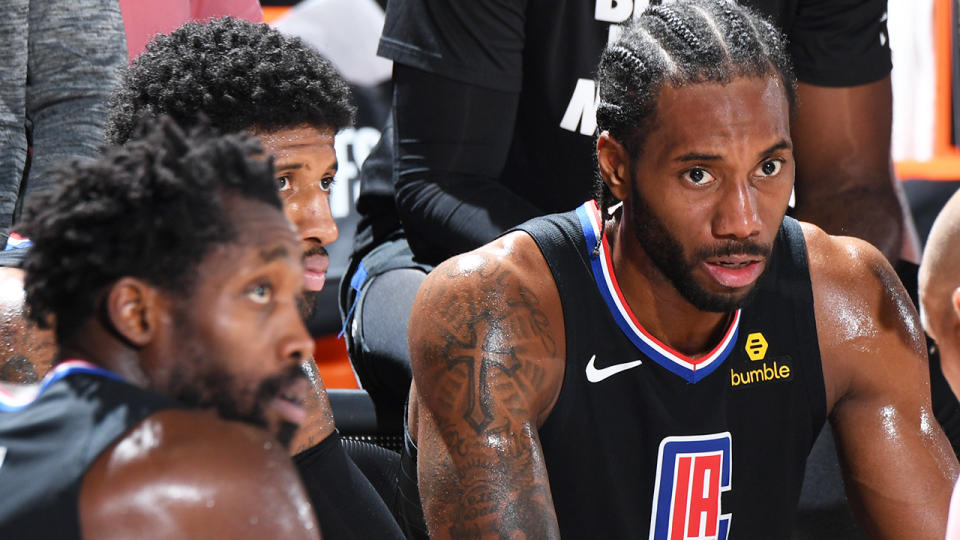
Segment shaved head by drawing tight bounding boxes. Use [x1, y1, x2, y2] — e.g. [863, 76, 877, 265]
[919, 189, 960, 394]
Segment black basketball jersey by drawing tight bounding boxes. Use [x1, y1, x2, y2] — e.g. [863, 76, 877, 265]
[0, 360, 177, 539]
[518, 201, 827, 539]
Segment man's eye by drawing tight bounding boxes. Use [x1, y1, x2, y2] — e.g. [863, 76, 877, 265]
[276, 176, 291, 192]
[756, 159, 783, 177]
[682, 167, 715, 185]
[247, 283, 273, 304]
[320, 176, 335, 192]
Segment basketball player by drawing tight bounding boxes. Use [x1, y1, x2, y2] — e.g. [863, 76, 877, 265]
[402, 1, 959, 538]
[344, 0, 903, 441]
[106, 16, 349, 457]
[0, 118, 319, 538]
[104, 19, 404, 538]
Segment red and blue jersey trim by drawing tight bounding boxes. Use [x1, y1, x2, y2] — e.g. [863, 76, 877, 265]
[3, 233, 31, 251]
[575, 200, 740, 383]
[0, 360, 124, 412]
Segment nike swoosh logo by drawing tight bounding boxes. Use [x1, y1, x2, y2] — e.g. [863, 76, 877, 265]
[585, 355, 643, 383]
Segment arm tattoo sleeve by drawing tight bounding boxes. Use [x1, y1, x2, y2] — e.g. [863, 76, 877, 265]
[413, 256, 561, 538]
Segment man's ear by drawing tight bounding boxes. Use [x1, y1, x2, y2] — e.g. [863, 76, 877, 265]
[596, 131, 632, 202]
[104, 278, 162, 348]
[951, 287, 960, 332]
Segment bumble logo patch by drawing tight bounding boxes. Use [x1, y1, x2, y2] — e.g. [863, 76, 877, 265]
[745, 332, 767, 361]
[730, 358, 793, 388]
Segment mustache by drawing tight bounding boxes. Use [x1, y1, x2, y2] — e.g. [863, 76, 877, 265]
[694, 240, 771, 260]
[256, 364, 308, 403]
[302, 243, 328, 259]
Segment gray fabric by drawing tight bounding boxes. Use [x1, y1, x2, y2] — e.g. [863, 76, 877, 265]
[351, 266, 425, 432]
[0, 0, 127, 244]
[340, 236, 430, 432]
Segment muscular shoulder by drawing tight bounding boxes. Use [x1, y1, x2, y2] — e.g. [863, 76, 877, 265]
[409, 231, 565, 425]
[417, 230, 557, 297]
[79, 409, 319, 539]
[802, 223, 926, 408]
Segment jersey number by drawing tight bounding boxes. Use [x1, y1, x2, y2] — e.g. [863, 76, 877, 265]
[649, 433, 732, 540]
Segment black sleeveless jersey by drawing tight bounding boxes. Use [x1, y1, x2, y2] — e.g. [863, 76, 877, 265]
[0, 361, 177, 539]
[517, 201, 827, 539]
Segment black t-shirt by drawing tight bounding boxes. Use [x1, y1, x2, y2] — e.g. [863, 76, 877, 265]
[380, 0, 891, 90]
[352, 0, 892, 265]
[369, 0, 608, 264]
[743, 0, 891, 86]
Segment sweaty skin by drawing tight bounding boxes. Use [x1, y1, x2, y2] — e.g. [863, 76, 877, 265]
[288, 357, 337, 453]
[807, 227, 957, 538]
[63, 196, 321, 538]
[0, 267, 54, 383]
[79, 410, 320, 540]
[257, 125, 340, 452]
[410, 239, 565, 538]
[257, 125, 339, 303]
[0, 126, 341, 440]
[408, 75, 958, 539]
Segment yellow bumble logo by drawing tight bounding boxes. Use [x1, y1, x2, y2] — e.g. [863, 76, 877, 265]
[745, 332, 767, 361]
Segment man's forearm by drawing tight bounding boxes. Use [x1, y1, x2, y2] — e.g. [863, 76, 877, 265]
[396, 175, 542, 265]
[418, 420, 561, 539]
[792, 182, 902, 262]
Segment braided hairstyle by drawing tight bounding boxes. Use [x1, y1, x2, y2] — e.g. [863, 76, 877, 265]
[106, 16, 355, 145]
[19, 116, 281, 344]
[594, 0, 795, 233]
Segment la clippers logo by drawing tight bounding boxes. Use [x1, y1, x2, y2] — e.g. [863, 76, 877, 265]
[649, 433, 732, 540]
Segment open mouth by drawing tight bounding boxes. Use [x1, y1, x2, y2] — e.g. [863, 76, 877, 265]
[702, 256, 765, 289]
[302, 252, 329, 292]
[267, 378, 310, 426]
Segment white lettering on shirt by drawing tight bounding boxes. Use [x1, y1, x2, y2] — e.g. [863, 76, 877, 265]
[332, 126, 382, 219]
[594, 0, 655, 23]
[595, 0, 633, 23]
[560, 1, 650, 135]
[560, 78, 601, 135]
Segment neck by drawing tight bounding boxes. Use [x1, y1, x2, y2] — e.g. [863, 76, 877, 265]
[57, 326, 150, 388]
[607, 218, 733, 358]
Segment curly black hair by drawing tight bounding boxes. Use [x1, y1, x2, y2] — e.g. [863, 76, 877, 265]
[105, 16, 355, 145]
[19, 116, 281, 344]
[593, 0, 795, 228]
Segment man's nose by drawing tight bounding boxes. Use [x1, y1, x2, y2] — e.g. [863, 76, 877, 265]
[278, 310, 315, 366]
[712, 180, 761, 240]
[286, 186, 339, 246]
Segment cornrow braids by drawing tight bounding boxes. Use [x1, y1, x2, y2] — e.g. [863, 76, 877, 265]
[591, 0, 795, 252]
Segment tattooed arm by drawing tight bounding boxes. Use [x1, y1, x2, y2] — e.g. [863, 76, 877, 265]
[409, 231, 566, 539]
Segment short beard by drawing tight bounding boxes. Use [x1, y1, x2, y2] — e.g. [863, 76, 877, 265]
[163, 318, 305, 434]
[298, 290, 320, 321]
[297, 243, 328, 321]
[628, 181, 772, 312]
